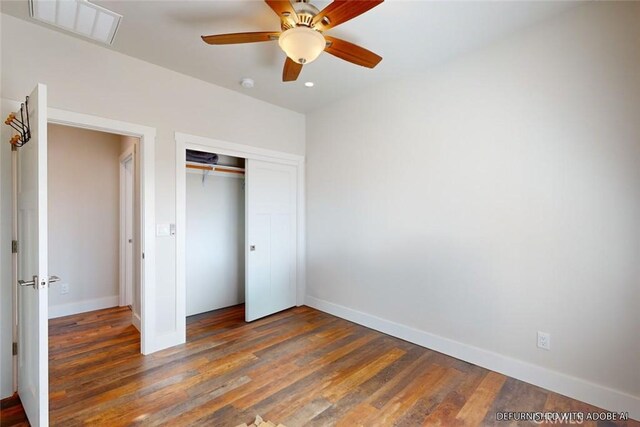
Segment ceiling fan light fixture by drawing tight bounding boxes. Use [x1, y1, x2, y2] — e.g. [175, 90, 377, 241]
[278, 27, 325, 65]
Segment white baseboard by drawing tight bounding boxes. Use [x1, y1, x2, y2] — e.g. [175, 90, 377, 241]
[144, 331, 185, 355]
[305, 295, 640, 420]
[132, 311, 141, 332]
[48, 295, 119, 319]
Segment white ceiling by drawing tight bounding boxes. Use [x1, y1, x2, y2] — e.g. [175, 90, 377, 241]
[2, 0, 577, 113]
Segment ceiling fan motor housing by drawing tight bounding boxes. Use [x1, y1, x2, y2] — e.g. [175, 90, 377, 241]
[292, 1, 320, 27]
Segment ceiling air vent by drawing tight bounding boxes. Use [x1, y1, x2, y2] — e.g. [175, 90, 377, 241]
[29, 0, 122, 45]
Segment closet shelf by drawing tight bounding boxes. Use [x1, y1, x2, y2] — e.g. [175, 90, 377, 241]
[186, 162, 245, 175]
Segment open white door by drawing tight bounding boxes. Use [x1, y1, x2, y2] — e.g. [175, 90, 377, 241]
[245, 159, 297, 322]
[17, 84, 49, 426]
[123, 155, 134, 306]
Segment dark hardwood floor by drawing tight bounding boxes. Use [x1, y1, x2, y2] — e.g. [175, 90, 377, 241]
[1, 305, 637, 426]
[0, 395, 28, 427]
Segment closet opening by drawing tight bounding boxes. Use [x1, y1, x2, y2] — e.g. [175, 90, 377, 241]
[176, 132, 302, 342]
[185, 150, 246, 318]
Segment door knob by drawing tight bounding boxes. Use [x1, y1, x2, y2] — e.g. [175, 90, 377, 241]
[19, 275, 61, 289]
[18, 275, 38, 289]
[250, 245, 256, 251]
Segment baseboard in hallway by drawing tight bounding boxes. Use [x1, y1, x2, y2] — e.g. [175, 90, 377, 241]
[132, 311, 141, 332]
[48, 295, 119, 319]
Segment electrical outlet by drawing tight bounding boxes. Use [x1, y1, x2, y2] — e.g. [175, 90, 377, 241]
[60, 283, 69, 295]
[537, 331, 551, 350]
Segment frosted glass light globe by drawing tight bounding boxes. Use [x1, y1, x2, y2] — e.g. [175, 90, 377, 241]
[278, 27, 325, 64]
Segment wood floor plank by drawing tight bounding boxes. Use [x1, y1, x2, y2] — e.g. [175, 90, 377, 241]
[367, 351, 437, 410]
[455, 371, 507, 425]
[334, 402, 378, 427]
[236, 335, 389, 414]
[281, 397, 334, 427]
[480, 377, 548, 426]
[367, 363, 449, 425]
[322, 347, 405, 403]
[143, 375, 253, 427]
[307, 347, 426, 426]
[422, 365, 493, 427]
[0, 395, 29, 427]
[257, 337, 401, 422]
[543, 392, 600, 427]
[393, 366, 465, 426]
[2, 305, 637, 427]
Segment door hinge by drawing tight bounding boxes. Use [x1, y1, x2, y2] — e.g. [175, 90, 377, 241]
[11, 240, 18, 254]
[12, 342, 17, 356]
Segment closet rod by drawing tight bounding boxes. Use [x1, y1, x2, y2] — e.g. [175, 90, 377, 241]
[186, 163, 245, 175]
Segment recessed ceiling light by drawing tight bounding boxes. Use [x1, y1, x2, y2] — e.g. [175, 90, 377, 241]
[29, 0, 122, 45]
[304, 82, 315, 88]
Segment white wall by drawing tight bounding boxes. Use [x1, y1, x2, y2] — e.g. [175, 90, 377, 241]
[186, 171, 245, 316]
[48, 125, 120, 318]
[0, 13, 304, 398]
[306, 1, 640, 417]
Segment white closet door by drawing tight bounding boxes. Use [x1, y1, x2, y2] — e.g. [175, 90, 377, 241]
[17, 83, 49, 426]
[245, 159, 297, 322]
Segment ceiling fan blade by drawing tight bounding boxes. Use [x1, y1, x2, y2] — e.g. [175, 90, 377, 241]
[265, 0, 298, 27]
[201, 32, 280, 45]
[283, 57, 303, 82]
[324, 36, 382, 68]
[312, 0, 383, 32]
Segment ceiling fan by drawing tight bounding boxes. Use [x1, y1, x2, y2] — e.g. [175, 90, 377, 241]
[201, 0, 384, 82]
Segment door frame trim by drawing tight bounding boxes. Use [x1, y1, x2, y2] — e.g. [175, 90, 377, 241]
[48, 107, 156, 354]
[174, 132, 305, 347]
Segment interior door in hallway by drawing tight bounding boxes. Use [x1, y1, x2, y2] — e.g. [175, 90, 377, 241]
[123, 155, 134, 306]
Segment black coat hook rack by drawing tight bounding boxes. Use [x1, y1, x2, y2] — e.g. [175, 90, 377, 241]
[4, 96, 31, 148]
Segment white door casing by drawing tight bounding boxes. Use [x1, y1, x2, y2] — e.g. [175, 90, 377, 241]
[245, 159, 297, 322]
[47, 108, 155, 354]
[17, 83, 49, 427]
